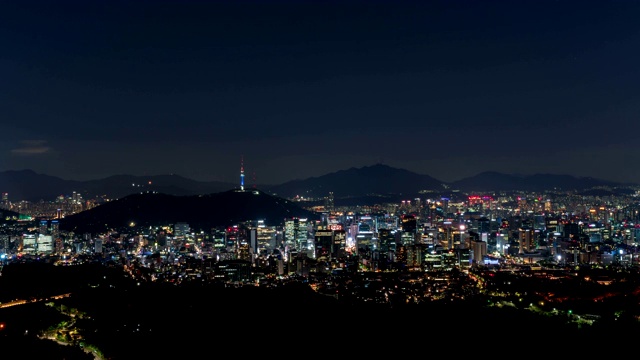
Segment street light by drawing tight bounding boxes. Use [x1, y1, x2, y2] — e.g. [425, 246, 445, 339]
[557, 254, 562, 267]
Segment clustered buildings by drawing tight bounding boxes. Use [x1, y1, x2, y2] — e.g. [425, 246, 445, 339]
[1, 185, 640, 285]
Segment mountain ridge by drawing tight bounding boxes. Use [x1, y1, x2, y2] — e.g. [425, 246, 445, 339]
[0, 165, 636, 202]
[264, 164, 446, 199]
[58, 188, 321, 234]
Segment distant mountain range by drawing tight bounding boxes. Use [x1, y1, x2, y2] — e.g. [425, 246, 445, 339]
[266, 165, 444, 199]
[0, 165, 636, 203]
[0, 170, 235, 202]
[58, 189, 321, 234]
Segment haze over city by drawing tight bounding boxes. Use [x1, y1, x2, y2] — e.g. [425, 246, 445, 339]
[2, 0, 640, 185]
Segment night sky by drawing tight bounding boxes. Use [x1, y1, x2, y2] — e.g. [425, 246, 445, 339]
[2, 0, 640, 185]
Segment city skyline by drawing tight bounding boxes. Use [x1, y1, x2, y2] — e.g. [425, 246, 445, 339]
[2, 1, 640, 185]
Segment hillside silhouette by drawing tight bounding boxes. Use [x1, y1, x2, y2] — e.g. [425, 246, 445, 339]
[58, 188, 321, 234]
[2, 165, 634, 203]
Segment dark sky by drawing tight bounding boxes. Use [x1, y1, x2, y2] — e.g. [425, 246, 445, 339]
[2, 0, 640, 185]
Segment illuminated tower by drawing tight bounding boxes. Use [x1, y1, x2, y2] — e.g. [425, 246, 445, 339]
[240, 155, 245, 191]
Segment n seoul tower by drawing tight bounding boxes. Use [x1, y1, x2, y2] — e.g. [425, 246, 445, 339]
[240, 155, 245, 191]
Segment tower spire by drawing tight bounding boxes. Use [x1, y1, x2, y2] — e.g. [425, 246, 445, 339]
[240, 155, 245, 191]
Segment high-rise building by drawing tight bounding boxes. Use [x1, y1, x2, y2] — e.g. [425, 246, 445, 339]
[94, 239, 103, 253]
[244, 220, 277, 256]
[476, 217, 490, 234]
[284, 217, 309, 252]
[378, 215, 399, 230]
[39, 220, 48, 235]
[314, 226, 333, 259]
[401, 214, 417, 233]
[324, 192, 335, 212]
[405, 244, 428, 268]
[211, 227, 226, 250]
[377, 228, 397, 253]
[0, 235, 8, 253]
[50, 220, 60, 239]
[225, 225, 240, 252]
[255, 221, 277, 254]
[399, 231, 418, 247]
[518, 227, 535, 253]
[22, 234, 37, 254]
[332, 230, 346, 257]
[37, 234, 54, 254]
[471, 239, 487, 266]
[174, 222, 190, 238]
[355, 216, 375, 250]
[545, 217, 560, 233]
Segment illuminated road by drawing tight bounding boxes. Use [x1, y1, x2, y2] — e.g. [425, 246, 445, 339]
[0, 293, 71, 309]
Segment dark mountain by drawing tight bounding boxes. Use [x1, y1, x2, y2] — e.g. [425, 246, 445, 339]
[1, 167, 637, 204]
[79, 174, 235, 198]
[577, 187, 636, 197]
[449, 171, 631, 193]
[0, 169, 83, 201]
[58, 188, 321, 234]
[264, 164, 447, 199]
[0, 170, 236, 202]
